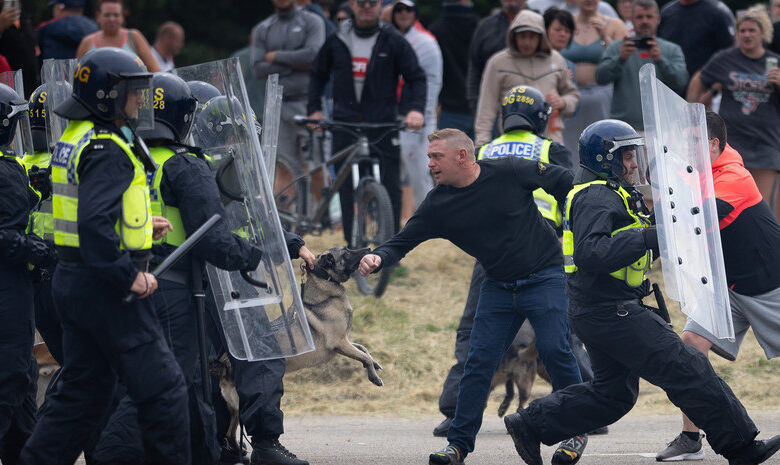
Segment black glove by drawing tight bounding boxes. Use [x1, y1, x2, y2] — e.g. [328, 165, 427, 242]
[0, 230, 57, 266]
[28, 165, 53, 201]
[643, 226, 659, 256]
[246, 245, 263, 271]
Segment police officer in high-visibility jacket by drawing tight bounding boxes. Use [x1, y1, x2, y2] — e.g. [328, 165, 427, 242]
[0, 81, 55, 465]
[504, 119, 780, 465]
[19, 47, 191, 465]
[478, 85, 572, 231]
[90, 72, 264, 465]
[23, 83, 66, 365]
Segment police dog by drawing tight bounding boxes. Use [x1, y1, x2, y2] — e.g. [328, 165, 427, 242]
[285, 246, 384, 386]
[490, 322, 551, 417]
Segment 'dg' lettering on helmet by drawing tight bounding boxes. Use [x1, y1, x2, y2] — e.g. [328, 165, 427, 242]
[192, 95, 248, 148]
[29, 82, 72, 152]
[55, 47, 152, 124]
[138, 73, 197, 143]
[578, 119, 644, 182]
[500, 85, 551, 136]
[0, 82, 28, 148]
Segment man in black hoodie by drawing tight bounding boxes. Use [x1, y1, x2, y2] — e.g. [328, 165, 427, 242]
[308, 0, 426, 244]
[429, 0, 480, 138]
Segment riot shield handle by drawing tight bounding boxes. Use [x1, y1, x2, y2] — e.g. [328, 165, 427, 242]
[240, 269, 269, 289]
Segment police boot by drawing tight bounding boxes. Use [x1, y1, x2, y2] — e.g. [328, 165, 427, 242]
[250, 438, 309, 465]
[218, 437, 250, 465]
[727, 436, 780, 465]
[504, 410, 542, 465]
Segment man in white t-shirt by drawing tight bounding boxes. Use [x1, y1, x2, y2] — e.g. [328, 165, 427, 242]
[151, 21, 184, 72]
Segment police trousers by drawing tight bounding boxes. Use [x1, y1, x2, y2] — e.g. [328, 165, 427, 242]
[19, 264, 191, 465]
[525, 300, 759, 457]
[92, 277, 219, 465]
[206, 287, 286, 442]
[0, 261, 37, 465]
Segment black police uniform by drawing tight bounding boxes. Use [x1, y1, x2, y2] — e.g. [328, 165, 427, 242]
[519, 171, 761, 459]
[18, 121, 192, 465]
[208, 229, 305, 454]
[91, 143, 263, 465]
[0, 149, 51, 465]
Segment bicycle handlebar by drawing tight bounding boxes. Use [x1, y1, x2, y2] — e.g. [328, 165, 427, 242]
[293, 115, 406, 132]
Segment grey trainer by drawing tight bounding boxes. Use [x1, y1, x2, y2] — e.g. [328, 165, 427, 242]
[656, 433, 705, 461]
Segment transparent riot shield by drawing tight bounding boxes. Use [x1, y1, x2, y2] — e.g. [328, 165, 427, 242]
[0, 71, 33, 157]
[40, 59, 77, 149]
[639, 64, 734, 340]
[261, 74, 283, 186]
[175, 58, 314, 361]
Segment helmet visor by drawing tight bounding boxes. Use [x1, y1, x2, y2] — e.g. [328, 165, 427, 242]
[116, 75, 154, 131]
[608, 135, 648, 186]
[1, 101, 34, 156]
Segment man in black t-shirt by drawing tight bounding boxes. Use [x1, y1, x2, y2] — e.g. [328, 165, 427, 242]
[657, 0, 733, 87]
[358, 128, 584, 465]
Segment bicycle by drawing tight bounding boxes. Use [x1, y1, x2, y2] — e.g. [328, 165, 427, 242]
[274, 116, 406, 297]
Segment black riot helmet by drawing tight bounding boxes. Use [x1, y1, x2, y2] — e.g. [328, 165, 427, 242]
[579, 119, 648, 187]
[0, 82, 28, 148]
[192, 95, 248, 148]
[500, 85, 551, 136]
[55, 47, 153, 129]
[138, 73, 197, 143]
[29, 81, 73, 152]
[186, 80, 221, 109]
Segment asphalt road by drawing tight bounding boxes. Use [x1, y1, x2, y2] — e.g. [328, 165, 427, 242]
[55, 411, 779, 465]
[273, 412, 780, 465]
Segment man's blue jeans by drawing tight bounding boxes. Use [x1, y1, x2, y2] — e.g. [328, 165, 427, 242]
[447, 265, 582, 454]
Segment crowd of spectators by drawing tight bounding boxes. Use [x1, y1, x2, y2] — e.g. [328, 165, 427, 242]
[4, 0, 780, 224]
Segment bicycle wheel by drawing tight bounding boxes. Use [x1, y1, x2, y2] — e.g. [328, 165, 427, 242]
[273, 153, 305, 232]
[352, 179, 394, 297]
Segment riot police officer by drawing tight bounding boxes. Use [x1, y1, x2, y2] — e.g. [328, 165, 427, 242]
[0, 80, 54, 465]
[503, 120, 780, 465]
[24, 83, 65, 365]
[478, 85, 571, 229]
[18, 47, 191, 465]
[193, 91, 313, 465]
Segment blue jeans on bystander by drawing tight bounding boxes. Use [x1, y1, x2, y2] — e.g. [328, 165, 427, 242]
[447, 265, 582, 455]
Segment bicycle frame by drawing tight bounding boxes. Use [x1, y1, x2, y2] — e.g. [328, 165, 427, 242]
[275, 132, 380, 235]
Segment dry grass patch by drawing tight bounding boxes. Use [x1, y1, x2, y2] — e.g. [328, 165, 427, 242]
[282, 231, 779, 418]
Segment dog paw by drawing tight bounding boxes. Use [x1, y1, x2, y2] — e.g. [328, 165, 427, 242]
[373, 361, 383, 371]
[369, 375, 384, 387]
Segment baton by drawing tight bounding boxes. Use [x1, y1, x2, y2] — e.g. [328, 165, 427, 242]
[122, 214, 222, 304]
[652, 282, 672, 324]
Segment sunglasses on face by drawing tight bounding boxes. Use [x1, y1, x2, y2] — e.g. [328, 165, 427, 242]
[394, 5, 414, 13]
[336, 15, 349, 22]
[355, 0, 380, 7]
